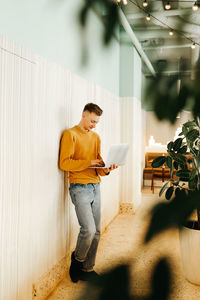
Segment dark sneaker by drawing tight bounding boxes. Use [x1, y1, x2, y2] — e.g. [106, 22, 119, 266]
[79, 270, 100, 282]
[69, 251, 83, 283]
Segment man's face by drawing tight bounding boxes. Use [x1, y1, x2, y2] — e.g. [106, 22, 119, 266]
[82, 111, 100, 131]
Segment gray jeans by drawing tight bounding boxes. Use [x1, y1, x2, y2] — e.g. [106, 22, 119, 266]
[69, 183, 101, 272]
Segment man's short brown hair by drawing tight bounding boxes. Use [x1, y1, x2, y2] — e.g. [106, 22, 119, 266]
[83, 103, 103, 116]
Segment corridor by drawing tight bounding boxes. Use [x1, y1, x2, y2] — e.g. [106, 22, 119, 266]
[46, 188, 200, 300]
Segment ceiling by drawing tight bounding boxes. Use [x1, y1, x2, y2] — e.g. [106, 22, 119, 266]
[120, 0, 200, 76]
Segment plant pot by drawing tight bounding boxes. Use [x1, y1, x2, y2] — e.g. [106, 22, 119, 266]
[179, 221, 200, 285]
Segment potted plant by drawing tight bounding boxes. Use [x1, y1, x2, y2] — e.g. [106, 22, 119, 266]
[151, 117, 200, 285]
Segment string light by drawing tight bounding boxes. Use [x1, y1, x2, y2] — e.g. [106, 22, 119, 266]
[143, 0, 148, 7]
[165, 2, 171, 9]
[192, 1, 198, 10]
[122, 0, 200, 49]
[146, 14, 151, 21]
[191, 42, 196, 49]
[122, 0, 128, 4]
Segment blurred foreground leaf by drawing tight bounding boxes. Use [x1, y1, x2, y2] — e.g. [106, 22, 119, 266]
[148, 258, 172, 300]
[79, 265, 132, 300]
[79, 0, 119, 45]
[79, 258, 172, 300]
[145, 190, 200, 243]
[144, 60, 200, 123]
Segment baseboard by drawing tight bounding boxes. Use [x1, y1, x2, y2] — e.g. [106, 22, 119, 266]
[32, 254, 70, 300]
[119, 203, 134, 214]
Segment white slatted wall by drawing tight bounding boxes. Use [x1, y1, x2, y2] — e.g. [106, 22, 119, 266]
[0, 35, 123, 300]
[120, 97, 142, 211]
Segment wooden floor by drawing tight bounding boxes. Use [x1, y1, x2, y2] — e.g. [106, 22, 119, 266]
[47, 187, 200, 300]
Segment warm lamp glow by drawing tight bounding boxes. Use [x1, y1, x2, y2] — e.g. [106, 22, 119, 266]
[165, 2, 171, 9]
[149, 136, 155, 146]
[193, 2, 198, 10]
[143, 0, 148, 7]
[146, 14, 151, 21]
[146, 136, 167, 152]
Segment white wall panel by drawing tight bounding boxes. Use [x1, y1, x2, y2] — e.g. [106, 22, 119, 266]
[0, 35, 36, 300]
[95, 86, 121, 228]
[0, 34, 122, 300]
[120, 97, 142, 211]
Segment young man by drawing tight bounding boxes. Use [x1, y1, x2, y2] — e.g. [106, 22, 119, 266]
[59, 103, 117, 282]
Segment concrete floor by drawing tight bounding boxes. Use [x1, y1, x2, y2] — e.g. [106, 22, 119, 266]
[47, 188, 200, 300]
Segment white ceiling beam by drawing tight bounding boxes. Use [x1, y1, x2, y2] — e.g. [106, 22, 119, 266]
[118, 7, 156, 76]
[143, 44, 192, 50]
[144, 70, 193, 77]
[147, 15, 200, 36]
[120, 29, 198, 40]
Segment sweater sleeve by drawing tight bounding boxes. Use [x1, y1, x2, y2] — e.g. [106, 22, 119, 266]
[59, 130, 91, 171]
[96, 136, 110, 177]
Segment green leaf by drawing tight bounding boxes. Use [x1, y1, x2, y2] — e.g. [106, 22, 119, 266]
[190, 169, 196, 181]
[193, 154, 200, 170]
[186, 129, 199, 143]
[173, 161, 179, 170]
[159, 181, 169, 197]
[173, 138, 183, 151]
[195, 116, 200, 127]
[180, 177, 189, 182]
[169, 152, 186, 165]
[165, 186, 174, 200]
[178, 132, 184, 136]
[167, 142, 174, 151]
[178, 145, 187, 154]
[152, 156, 166, 168]
[183, 121, 196, 128]
[174, 187, 181, 196]
[166, 156, 172, 168]
[175, 170, 190, 178]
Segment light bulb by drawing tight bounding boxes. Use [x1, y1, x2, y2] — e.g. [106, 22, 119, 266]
[192, 2, 198, 10]
[169, 29, 174, 36]
[191, 42, 196, 49]
[146, 14, 151, 21]
[165, 2, 171, 9]
[116, 0, 121, 3]
[143, 0, 148, 7]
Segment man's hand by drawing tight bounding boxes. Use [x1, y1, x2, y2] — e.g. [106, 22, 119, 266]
[104, 164, 118, 173]
[90, 159, 105, 167]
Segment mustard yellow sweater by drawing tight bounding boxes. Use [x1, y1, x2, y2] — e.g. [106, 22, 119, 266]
[59, 126, 109, 183]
